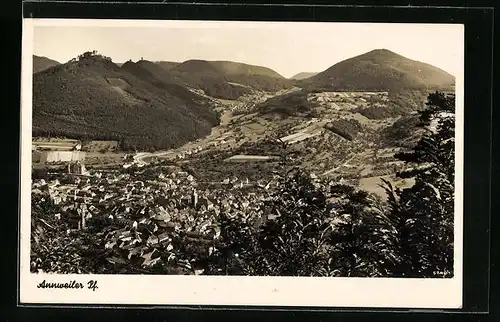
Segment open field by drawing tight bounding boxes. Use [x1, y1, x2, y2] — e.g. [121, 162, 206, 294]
[84, 152, 126, 165]
[359, 175, 415, 200]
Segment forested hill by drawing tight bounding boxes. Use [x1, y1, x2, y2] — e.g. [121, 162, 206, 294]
[211, 60, 293, 93]
[120, 60, 203, 102]
[289, 72, 318, 80]
[168, 59, 293, 99]
[209, 60, 285, 79]
[32, 54, 219, 150]
[302, 49, 455, 92]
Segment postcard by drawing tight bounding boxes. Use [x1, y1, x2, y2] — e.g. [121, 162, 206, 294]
[20, 18, 464, 308]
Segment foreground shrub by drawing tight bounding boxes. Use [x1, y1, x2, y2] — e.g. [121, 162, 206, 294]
[383, 91, 455, 277]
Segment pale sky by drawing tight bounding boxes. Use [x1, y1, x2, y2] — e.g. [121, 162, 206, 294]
[32, 20, 463, 78]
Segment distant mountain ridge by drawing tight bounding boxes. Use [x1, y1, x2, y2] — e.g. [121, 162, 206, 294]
[121, 59, 201, 101]
[169, 59, 293, 99]
[33, 49, 454, 93]
[88, 59, 288, 100]
[264, 50, 455, 120]
[168, 60, 252, 99]
[32, 49, 455, 149]
[208, 60, 285, 79]
[33, 55, 60, 74]
[155, 61, 181, 71]
[32, 54, 219, 150]
[302, 49, 455, 91]
[290, 72, 318, 80]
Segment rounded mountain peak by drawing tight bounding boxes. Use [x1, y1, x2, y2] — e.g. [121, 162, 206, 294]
[361, 49, 404, 60]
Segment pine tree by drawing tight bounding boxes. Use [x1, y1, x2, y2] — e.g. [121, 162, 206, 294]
[328, 184, 400, 277]
[384, 91, 455, 277]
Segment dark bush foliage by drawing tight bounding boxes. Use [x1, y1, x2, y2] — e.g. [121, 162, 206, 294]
[258, 91, 317, 117]
[324, 119, 362, 140]
[380, 114, 422, 148]
[32, 168, 49, 180]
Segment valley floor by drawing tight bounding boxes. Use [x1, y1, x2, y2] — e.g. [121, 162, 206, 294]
[130, 92, 411, 200]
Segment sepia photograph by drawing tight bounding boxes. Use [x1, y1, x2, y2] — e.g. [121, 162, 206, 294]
[20, 19, 464, 307]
